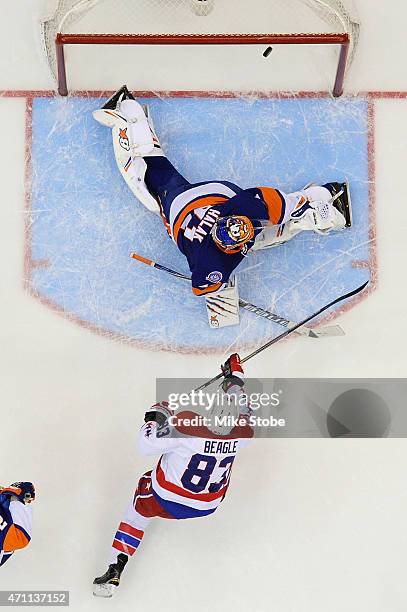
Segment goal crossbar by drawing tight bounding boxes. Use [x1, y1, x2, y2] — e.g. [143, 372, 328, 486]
[55, 31, 350, 97]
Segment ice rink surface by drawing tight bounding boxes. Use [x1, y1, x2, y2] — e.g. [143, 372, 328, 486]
[29, 95, 369, 351]
[1, 2, 407, 611]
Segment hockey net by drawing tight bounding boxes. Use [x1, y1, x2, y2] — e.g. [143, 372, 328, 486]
[39, 0, 360, 96]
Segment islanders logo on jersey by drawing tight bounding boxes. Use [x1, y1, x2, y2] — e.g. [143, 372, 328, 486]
[206, 271, 223, 284]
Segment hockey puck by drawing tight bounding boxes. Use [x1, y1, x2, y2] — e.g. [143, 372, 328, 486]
[263, 46, 273, 57]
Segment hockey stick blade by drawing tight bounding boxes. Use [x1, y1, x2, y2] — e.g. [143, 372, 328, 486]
[306, 325, 345, 337]
[195, 280, 369, 391]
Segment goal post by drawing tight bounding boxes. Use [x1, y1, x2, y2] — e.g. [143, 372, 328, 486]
[40, 0, 360, 97]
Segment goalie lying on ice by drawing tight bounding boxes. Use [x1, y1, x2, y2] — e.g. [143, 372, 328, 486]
[94, 85, 352, 298]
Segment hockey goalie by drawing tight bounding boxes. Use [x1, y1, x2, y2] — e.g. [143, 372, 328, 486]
[93, 86, 352, 326]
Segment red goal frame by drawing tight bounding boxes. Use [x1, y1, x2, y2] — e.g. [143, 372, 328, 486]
[55, 32, 350, 97]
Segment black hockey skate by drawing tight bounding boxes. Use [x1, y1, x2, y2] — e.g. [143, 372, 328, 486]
[102, 84, 135, 110]
[324, 182, 352, 228]
[93, 553, 128, 598]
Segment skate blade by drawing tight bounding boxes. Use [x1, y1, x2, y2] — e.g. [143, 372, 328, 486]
[343, 182, 352, 227]
[93, 583, 117, 598]
[334, 182, 352, 228]
[102, 85, 128, 110]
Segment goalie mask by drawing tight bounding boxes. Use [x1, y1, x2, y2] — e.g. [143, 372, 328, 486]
[211, 216, 254, 253]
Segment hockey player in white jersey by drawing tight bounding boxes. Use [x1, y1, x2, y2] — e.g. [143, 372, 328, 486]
[0, 482, 35, 567]
[93, 354, 252, 597]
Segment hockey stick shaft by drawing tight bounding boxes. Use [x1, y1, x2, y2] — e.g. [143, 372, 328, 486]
[130, 252, 341, 338]
[195, 280, 369, 391]
[131, 252, 191, 280]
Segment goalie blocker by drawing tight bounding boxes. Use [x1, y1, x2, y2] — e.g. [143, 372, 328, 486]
[205, 277, 239, 329]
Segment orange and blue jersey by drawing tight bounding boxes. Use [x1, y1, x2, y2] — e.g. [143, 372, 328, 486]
[144, 156, 286, 295]
[0, 495, 32, 567]
[171, 184, 285, 295]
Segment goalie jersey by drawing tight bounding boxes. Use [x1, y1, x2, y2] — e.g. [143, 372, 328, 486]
[138, 414, 252, 519]
[0, 494, 33, 567]
[162, 181, 286, 295]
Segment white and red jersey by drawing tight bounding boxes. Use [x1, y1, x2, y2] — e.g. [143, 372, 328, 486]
[138, 414, 252, 519]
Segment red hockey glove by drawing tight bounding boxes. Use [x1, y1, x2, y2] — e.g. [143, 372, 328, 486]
[221, 353, 244, 392]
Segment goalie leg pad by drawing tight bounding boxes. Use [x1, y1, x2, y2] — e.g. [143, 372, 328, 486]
[252, 183, 351, 251]
[302, 184, 332, 202]
[113, 99, 154, 157]
[251, 223, 294, 250]
[93, 99, 163, 157]
[94, 100, 162, 214]
[298, 182, 352, 230]
[94, 100, 153, 155]
[120, 99, 164, 157]
[290, 200, 346, 233]
[109, 113, 161, 214]
[290, 183, 350, 233]
[115, 154, 161, 216]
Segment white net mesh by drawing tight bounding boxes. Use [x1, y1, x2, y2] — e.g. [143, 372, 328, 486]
[40, 0, 360, 91]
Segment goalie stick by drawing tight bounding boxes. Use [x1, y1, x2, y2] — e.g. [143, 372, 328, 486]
[195, 280, 369, 391]
[130, 252, 344, 339]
